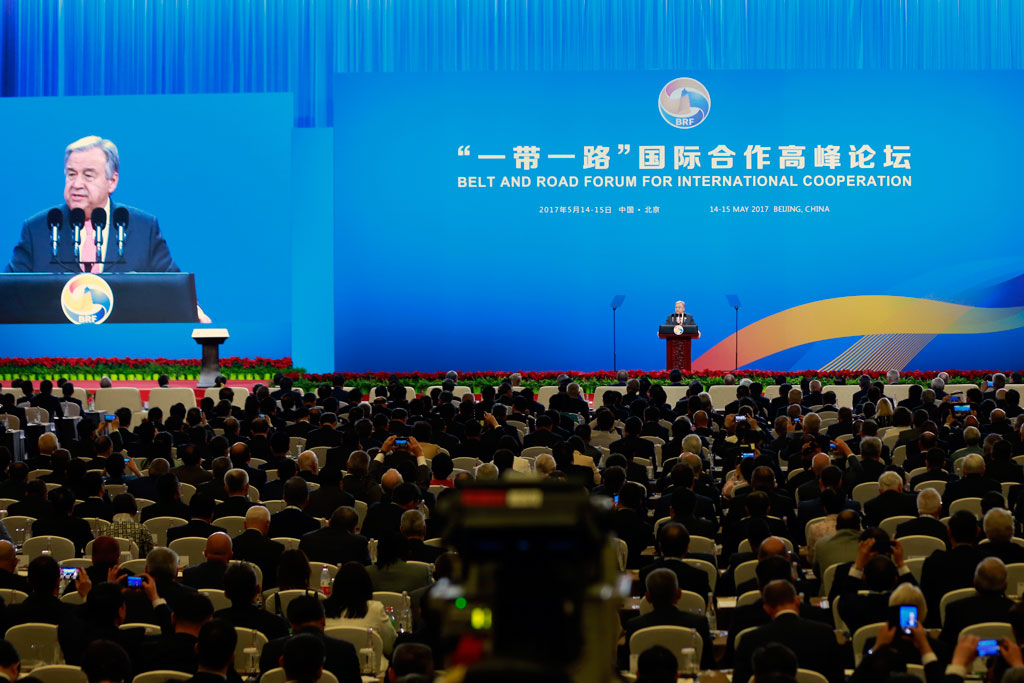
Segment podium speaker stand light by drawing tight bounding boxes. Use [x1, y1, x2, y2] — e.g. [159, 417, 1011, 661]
[192, 328, 230, 388]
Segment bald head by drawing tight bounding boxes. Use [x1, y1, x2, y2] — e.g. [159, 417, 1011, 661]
[0, 541, 16, 572]
[758, 536, 788, 560]
[811, 453, 830, 474]
[244, 505, 270, 534]
[204, 532, 233, 563]
[38, 433, 59, 455]
[381, 468, 403, 492]
[297, 450, 319, 474]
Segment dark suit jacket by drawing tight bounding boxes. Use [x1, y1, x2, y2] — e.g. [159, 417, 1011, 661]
[360, 502, 405, 541]
[181, 560, 229, 590]
[166, 519, 226, 544]
[864, 490, 918, 528]
[0, 569, 29, 592]
[942, 475, 1002, 513]
[213, 495, 254, 519]
[31, 515, 93, 555]
[940, 593, 1013, 645]
[724, 599, 833, 666]
[213, 604, 290, 641]
[140, 499, 191, 523]
[407, 538, 445, 563]
[734, 612, 844, 683]
[979, 540, 1024, 565]
[126, 476, 160, 502]
[3, 592, 74, 630]
[522, 430, 562, 449]
[268, 507, 321, 540]
[232, 529, 284, 588]
[6, 203, 179, 273]
[259, 626, 361, 683]
[609, 435, 656, 462]
[623, 605, 713, 669]
[29, 393, 63, 419]
[920, 545, 983, 626]
[305, 486, 355, 520]
[298, 527, 370, 566]
[612, 508, 654, 569]
[894, 516, 949, 546]
[303, 426, 344, 449]
[638, 557, 710, 599]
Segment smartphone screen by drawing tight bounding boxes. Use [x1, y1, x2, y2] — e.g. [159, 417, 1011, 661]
[899, 605, 917, 632]
[978, 639, 1000, 657]
[954, 405, 971, 414]
[734, 415, 747, 422]
[950, 395, 961, 402]
[127, 576, 143, 588]
[741, 452, 754, 459]
[104, 414, 115, 422]
[60, 567, 78, 580]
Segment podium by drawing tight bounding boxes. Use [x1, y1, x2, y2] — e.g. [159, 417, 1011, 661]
[0, 273, 198, 323]
[658, 325, 698, 371]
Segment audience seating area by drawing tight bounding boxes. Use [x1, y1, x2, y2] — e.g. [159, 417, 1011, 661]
[0, 370, 1022, 682]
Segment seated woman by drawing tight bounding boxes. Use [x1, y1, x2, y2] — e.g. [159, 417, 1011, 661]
[323, 562, 397, 656]
[264, 548, 314, 618]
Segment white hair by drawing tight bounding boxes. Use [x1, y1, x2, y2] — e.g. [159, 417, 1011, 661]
[879, 471, 903, 492]
[889, 583, 927, 623]
[876, 397, 894, 417]
[535, 453, 556, 475]
[739, 378, 752, 387]
[245, 505, 270, 524]
[984, 507, 1014, 543]
[809, 379, 822, 392]
[65, 135, 119, 179]
[916, 487, 941, 515]
[887, 370, 901, 383]
[930, 377, 946, 391]
[476, 463, 499, 480]
[963, 453, 986, 475]
[681, 434, 703, 456]
[698, 392, 712, 409]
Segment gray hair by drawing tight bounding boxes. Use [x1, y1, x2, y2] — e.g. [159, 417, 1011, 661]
[681, 434, 703, 456]
[476, 462, 498, 480]
[922, 389, 936, 404]
[994, 373, 1007, 388]
[975, 556, 1008, 593]
[567, 382, 582, 398]
[860, 436, 883, 460]
[878, 471, 903, 492]
[146, 547, 179, 581]
[964, 426, 982, 445]
[65, 136, 119, 179]
[224, 467, 249, 493]
[930, 377, 946, 391]
[984, 508, 1014, 543]
[809, 379, 822, 392]
[400, 509, 427, 538]
[887, 370, 901, 383]
[698, 392, 712, 409]
[509, 373, 522, 386]
[616, 370, 629, 382]
[802, 412, 821, 434]
[535, 453, 556, 475]
[962, 453, 986, 475]
[788, 388, 803, 402]
[889, 583, 927, 623]
[916, 487, 941, 515]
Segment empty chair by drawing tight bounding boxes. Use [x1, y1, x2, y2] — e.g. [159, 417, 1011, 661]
[629, 625, 703, 671]
[5, 623, 61, 667]
[93, 387, 143, 414]
[852, 482, 880, 505]
[324, 626, 384, 673]
[739, 537, 794, 554]
[169, 537, 209, 565]
[147, 387, 197, 413]
[26, 665, 87, 683]
[260, 669, 338, 683]
[212, 516, 246, 538]
[262, 589, 326, 616]
[852, 622, 886, 666]
[84, 537, 139, 559]
[0, 589, 28, 604]
[898, 535, 945, 558]
[879, 516, 915, 537]
[949, 497, 983, 517]
[22, 536, 76, 562]
[132, 672, 192, 683]
[734, 560, 759, 589]
[736, 590, 761, 608]
[143, 516, 188, 547]
[199, 588, 232, 611]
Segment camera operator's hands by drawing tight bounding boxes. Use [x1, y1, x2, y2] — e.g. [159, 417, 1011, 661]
[380, 435, 397, 454]
[952, 635, 981, 668]
[75, 565, 92, 598]
[126, 458, 143, 477]
[140, 573, 159, 602]
[1000, 638, 1024, 668]
[483, 413, 498, 429]
[832, 439, 852, 457]
[106, 563, 122, 583]
[407, 437, 423, 458]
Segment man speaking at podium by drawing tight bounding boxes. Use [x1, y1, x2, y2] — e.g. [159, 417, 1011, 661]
[5, 135, 179, 274]
[665, 300, 701, 339]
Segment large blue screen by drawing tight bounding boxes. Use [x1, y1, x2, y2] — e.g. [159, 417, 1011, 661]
[0, 94, 294, 360]
[334, 70, 1024, 372]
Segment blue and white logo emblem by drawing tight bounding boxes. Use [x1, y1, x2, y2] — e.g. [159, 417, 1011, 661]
[659, 77, 710, 129]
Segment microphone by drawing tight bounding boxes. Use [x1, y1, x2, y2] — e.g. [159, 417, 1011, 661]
[47, 208, 63, 257]
[69, 208, 85, 258]
[90, 208, 107, 252]
[112, 207, 129, 257]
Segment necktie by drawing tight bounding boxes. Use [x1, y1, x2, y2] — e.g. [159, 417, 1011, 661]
[81, 220, 97, 273]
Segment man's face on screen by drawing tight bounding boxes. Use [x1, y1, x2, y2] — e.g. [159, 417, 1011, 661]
[64, 147, 118, 214]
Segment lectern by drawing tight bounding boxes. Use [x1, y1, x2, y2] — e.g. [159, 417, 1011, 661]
[0, 273, 198, 323]
[192, 328, 230, 388]
[658, 324, 698, 371]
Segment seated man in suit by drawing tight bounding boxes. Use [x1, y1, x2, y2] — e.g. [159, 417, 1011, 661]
[919, 510, 982, 626]
[909, 447, 955, 490]
[611, 482, 655, 570]
[167, 494, 227, 545]
[31, 485, 93, 556]
[299, 506, 370, 566]
[232, 505, 284, 589]
[188, 619, 239, 683]
[733, 579, 843, 683]
[212, 468, 255, 519]
[981, 507, 1024, 565]
[182, 532, 233, 590]
[943, 453, 1002, 514]
[267, 477, 320, 540]
[638, 522, 711, 599]
[894, 487, 948, 545]
[622, 568, 713, 671]
[258, 595, 361, 682]
[864, 471, 918, 528]
[135, 592, 216, 675]
[940, 556, 1014, 646]
[401, 509, 444, 563]
[838, 554, 905, 634]
[828, 526, 917, 605]
[214, 562, 289, 642]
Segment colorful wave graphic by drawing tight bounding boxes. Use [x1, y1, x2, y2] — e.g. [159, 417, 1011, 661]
[692, 295, 1024, 372]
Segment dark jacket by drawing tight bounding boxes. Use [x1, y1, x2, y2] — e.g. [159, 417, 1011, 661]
[232, 530, 284, 589]
[259, 626, 361, 683]
[734, 612, 844, 683]
[298, 527, 370, 566]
